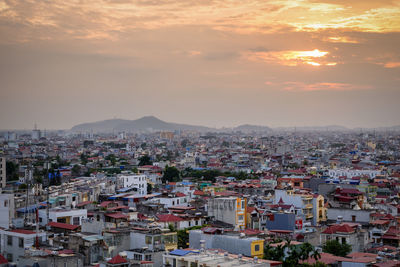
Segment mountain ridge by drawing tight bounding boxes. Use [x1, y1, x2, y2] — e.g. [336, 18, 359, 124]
[71, 116, 400, 133]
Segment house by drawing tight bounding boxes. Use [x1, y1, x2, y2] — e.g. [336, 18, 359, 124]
[106, 254, 128, 267]
[38, 207, 87, 226]
[152, 192, 189, 208]
[155, 214, 203, 230]
[68, 232, 105, 265]
[0, 229, 47, 263]
[320, 223, 368, 252]
[274, 189, 319, 225]
[130, 228, 177, 252]
[125, 248, 165, 267]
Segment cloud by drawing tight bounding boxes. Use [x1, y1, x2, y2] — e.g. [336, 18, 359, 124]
[1, 0, 399, 45]
[244, 49, 337, 67]
[282, 82, 372, 92]
[384, 62, 400, 68]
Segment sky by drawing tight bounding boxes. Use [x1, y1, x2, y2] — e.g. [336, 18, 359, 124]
[0, 0, 400, 130]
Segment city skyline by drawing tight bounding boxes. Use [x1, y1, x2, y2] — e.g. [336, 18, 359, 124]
[0, 0, 400, 129]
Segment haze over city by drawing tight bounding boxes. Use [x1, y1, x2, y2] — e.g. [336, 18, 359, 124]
[0, 0, 400, 130]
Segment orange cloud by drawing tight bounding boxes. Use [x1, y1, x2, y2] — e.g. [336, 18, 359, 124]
[325, 36, 360, 43]
[245, 49, 336, 67]
[384, 62, 400, 68]
[1, 0, 399, 45]
[282, 82, 371, 92]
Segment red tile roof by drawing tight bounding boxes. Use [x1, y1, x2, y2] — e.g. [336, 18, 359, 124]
[193, 190, 205, 196]
[48, 222, 80, 231]
[105, 213, 128, 219]
[322, 224, 355, 234]
[107, 255, 128, 264]
[156, 214, 183, 222]
[76, 201, 93, 207]
[9, 229, 36, 235]
[175, 192, 186, 197]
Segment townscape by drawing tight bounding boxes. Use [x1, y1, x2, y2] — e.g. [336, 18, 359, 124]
[0, 123, 400, 267]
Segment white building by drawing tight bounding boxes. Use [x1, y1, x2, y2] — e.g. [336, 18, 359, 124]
[207, 197, 246, 229]
[38, 208, 87, 226]
[0, 229, 47, 263]
[118, 174, 147, 195]
[328, 169, 382, 179]
[0, 194, 14, 229]
[153, 193, 189, 208]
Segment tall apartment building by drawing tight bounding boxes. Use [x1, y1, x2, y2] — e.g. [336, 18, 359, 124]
[118, 174, 147, 195]
[0, 157, 6, 189]
[207, 197, 247, 230]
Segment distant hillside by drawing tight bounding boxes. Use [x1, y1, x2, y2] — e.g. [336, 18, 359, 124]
[71, 116, 213, 133]
[274, 125, 349, 132]
[232, 124, 272, 132]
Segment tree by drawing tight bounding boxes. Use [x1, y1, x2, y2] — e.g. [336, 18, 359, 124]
[105, 154, 117, 166]
[80, 153, 88, 165]
[322, 240, 351, 257]
[6, 161, 19, 181]
[162, 165, 180, 183]
[18, 183, 28, 190]
[264, 243, 285, 261]
[138, 155, 152, 166]
[264, 240, 321, 267]
[71, 165, 81, 177]
[147, 183, 153, 194]
[177, 226, 203, 248]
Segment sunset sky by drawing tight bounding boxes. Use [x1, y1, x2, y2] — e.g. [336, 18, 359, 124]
[0, 0, 399, 129]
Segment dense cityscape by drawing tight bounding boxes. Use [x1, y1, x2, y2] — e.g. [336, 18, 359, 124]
[0, 123, 399, 266]
[1, 0, 400, 266]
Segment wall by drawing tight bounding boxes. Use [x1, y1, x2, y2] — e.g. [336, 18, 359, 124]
[327, 208, 371, 224]
[0, 194, 14, 229]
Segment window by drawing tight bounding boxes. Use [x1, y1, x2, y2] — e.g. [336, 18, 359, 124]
[238, 215, 244, 221]
[241, 200, 245, 209]
[145, 236, 152, 245]
[4, 200, 7, 207]
[254, 244, 260, 251]
[7, 236, 12, 246]
[342, 237, 346, 244]
[145, 255, 152, 261]
[19, 238, 24, 248]
[133, 254, 142, 261]
[73, 217, 80, 225]
[195, 220, 199, 226]
[352, 215, 356, 222]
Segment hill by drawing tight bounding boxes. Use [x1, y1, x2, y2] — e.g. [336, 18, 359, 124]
[71, 116, 213, 133]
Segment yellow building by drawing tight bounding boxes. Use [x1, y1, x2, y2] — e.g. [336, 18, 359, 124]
[313, 194, 327, 224]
